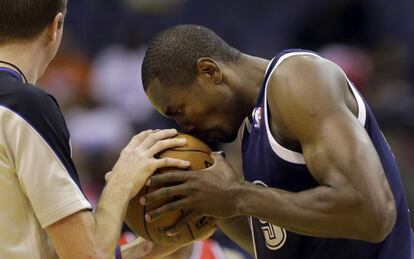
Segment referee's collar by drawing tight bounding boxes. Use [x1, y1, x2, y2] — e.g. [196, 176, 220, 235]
[0, 68, 25, 83]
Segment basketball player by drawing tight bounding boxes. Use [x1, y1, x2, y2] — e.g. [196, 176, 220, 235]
[0, 1, 189, 258]
[139, 25, 414, 258]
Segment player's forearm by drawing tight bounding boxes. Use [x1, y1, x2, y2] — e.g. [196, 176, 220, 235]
[94, 179, 133, 257]
[235, 181, 393, 242]
[217, 216, 254, 255]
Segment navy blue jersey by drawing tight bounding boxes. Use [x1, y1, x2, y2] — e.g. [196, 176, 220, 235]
[241, 50, 414, 259]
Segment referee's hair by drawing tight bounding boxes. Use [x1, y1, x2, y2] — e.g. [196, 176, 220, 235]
[142, 24, 241, 91]
[0, 0, 67, 45]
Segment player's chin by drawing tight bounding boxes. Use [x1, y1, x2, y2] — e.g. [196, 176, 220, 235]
[217, 131, 238, 143]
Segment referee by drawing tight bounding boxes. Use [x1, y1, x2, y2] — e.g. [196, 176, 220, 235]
[0, 1, 188, 258]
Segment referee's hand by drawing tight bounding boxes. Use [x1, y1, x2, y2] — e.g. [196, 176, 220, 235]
[108, 129, 190, 199]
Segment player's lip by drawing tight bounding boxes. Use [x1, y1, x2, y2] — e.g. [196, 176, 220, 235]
[197, 131, 219, 142]
[194, 132, 208, 141]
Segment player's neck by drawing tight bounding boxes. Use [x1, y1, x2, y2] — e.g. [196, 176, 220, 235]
[235, 54, 270, 117]
[0, 40, 47, 84]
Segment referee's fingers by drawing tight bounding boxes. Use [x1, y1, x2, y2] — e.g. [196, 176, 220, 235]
[126, 129, 154, 148]
[147, 137, 187, 157]
[140, 129, 178, 149]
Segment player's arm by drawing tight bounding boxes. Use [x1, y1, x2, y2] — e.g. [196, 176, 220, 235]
[235, 55, 396, 242]
[45, 129, 190, 258]
[216, 149, 254, 255]
[217, 216, 254, 255]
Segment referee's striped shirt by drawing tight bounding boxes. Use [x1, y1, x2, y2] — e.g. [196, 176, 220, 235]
[0, 70, 92, 259]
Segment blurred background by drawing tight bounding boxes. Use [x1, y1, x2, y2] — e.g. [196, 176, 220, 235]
[38, 0, 414, 258]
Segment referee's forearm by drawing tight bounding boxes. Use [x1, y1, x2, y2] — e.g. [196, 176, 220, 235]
[94, 179, 133, 258]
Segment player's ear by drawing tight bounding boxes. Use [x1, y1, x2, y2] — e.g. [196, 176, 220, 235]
[46, 12, 64, 43]
[196, 58, 223, 85]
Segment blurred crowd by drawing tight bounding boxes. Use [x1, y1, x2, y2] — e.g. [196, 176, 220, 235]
[37, 0, 414, 258]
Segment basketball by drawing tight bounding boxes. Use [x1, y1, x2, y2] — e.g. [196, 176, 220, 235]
[125, 134, 217, 245]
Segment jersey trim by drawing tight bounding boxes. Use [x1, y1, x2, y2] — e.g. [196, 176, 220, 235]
[346, 78, 367, 126]
[249, 216, 258, 259]
[39, 197, 91, 228]
[263, 52, 367, 164]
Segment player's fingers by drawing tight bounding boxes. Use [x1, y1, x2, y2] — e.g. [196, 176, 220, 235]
[126, 129, 154, 149]
[141, 185, 188, 206]
[144, 199, 190, 222]
[147, 138, 187, 157]
[210, 151, 226, 165]
[140, 129, 179, 149]
[167, 211, 197, 237]
[146, 171, 191, 187]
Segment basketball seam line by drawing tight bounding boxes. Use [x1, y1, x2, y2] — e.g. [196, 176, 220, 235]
[181, 208, 196, 240]
[142, 185, 154, 242]
[168, 149, 211, 154]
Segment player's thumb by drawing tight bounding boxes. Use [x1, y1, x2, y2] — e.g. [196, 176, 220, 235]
[104, 171, 113, 182]
[211, 151, 226, 163]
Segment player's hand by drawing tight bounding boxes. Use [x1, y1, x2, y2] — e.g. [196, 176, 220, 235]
[108, 129, 190, 199]
[141, 152, 244, 236]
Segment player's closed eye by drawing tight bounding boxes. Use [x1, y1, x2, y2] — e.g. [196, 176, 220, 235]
[166, 106, 184, 117]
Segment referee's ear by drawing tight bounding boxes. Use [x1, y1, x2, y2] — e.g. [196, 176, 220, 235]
[46, 12, 65, 43]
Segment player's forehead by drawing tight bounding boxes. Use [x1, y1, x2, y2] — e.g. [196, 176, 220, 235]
[146, 79, 186, 113]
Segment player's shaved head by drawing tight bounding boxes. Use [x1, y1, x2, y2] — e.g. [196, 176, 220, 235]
[0, 0, 67, 45]
[141, 24, 241, 91]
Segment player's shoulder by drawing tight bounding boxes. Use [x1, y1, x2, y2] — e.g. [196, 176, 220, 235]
[269, 50, 345, 99]
[274, 50, 338, 80]
[266, 49, 350, 122]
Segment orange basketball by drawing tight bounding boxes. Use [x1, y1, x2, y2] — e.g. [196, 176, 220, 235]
[125, 134, 217, 245]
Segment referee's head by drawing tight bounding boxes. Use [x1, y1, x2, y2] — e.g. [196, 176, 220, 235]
[0, 0, 67, 72]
